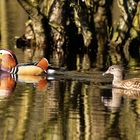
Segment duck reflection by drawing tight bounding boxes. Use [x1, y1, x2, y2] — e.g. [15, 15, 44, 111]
[0, 72, 48, 98]
[102, 87, 140, 111]
[18, 75, 48, 91]
[0, 72, 16, 98]
[101, 89, 122, 111]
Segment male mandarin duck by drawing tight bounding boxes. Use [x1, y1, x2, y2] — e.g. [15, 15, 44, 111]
[0, 49, 49, 75]
[103, 65, 140, 91]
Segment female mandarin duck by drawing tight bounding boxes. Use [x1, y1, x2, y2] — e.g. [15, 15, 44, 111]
[103, 65, 140, 91]
[0, 49, 49, 75]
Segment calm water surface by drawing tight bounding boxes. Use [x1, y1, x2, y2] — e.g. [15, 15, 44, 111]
[1, 1, 140, 140]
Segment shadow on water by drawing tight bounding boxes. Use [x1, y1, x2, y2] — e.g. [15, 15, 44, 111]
[1, 0, 140, 140]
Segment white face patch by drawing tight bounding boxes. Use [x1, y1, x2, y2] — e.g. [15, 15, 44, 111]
[0, 50, 13, 57]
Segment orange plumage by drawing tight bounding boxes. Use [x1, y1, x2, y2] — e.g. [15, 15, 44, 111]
[36, 58, 49, 72]
[1, 54, 17, 70]
[0, 72, 16, 97]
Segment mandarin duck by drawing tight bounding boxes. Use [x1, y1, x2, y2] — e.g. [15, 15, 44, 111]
[0, 49, 49, 75]
[103, 65, 140, 91]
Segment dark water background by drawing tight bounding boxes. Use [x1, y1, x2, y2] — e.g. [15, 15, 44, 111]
[1, 0, 140, 140]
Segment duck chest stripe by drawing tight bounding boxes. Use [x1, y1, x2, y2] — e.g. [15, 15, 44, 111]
[11, 74, 18, 81]
[10, 66, 18, 74]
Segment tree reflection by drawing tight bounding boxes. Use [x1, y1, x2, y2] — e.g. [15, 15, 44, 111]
[102, 87, 140, 139]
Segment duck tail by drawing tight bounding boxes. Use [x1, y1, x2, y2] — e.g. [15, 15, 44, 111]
[36, 58, 49, 72]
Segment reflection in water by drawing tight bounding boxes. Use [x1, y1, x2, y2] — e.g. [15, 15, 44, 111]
[101, 88, 122, 111]
[0, 72, 48, 140]
[0, 71, 140, 139]
[0, 72, 16, 98]
[102, 88, 140, 110]
[18, 75, 48, 91]
[101, 87, 140, 140]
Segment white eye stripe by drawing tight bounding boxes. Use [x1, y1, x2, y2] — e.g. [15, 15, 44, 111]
[0, 50, 14, 57]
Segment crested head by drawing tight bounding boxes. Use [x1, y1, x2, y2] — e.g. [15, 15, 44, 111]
[0, 49, 18, 62]
[103, 65, 124, 85]
[103, 65, 124, 76]
[36, 58, 49, 72]
[0, 49, 16, 57]
[0, 49, 18, 72]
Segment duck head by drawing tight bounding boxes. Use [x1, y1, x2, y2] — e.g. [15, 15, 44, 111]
[0, 49, 18, 72]
[103, 65, 124, 81]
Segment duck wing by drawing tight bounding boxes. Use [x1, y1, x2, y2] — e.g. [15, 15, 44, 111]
[120, 78, 140, 90]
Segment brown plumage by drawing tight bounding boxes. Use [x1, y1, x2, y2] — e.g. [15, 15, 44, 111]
[0, 50, 18, 72]
[103, 65, 140, 91]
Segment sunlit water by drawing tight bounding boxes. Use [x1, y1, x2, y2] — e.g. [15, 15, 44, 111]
[1, 1, 140, 140]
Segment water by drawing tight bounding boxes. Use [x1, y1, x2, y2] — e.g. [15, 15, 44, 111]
[1, 1, 140, 140]
[0, 73, 140, 140]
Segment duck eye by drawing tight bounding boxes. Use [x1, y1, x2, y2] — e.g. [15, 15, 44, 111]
[111, 67, 114, 70]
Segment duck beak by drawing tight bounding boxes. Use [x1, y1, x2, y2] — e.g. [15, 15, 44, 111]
[102, 72, 106, 76]
[102, 70, 109, 76]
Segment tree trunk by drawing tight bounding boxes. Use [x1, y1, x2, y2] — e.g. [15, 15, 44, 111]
[16, 0, 140, 61]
